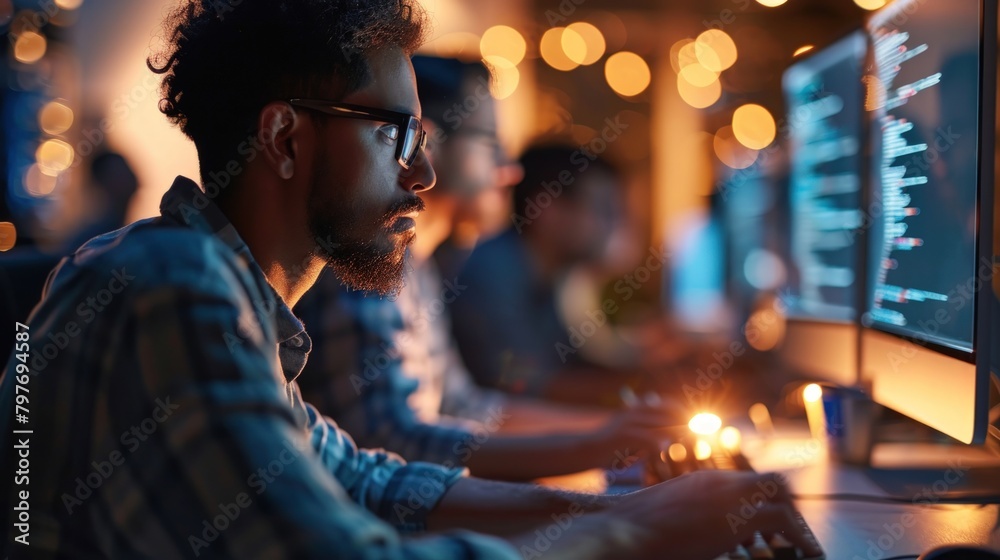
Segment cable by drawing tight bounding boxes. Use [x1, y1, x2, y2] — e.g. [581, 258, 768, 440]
[792, 492, 1000, 506]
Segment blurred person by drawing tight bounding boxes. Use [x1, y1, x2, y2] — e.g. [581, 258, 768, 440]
[451, 145, 657, 405]
[0, 2, 822, 559]
[295, 56, 673, 481]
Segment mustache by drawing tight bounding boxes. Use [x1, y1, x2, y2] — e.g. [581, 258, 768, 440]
[384, 196, 425, 222]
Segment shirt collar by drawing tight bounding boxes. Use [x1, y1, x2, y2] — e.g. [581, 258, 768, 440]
[159, 176, 312, 382]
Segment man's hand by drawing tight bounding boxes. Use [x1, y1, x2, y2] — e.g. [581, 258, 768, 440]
[592, 404, 686, 458]
[608, 470, 824, 560]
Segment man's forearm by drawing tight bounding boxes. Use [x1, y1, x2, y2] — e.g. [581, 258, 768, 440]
[427, 477, 621, 537]
[464, 432, 625, 481]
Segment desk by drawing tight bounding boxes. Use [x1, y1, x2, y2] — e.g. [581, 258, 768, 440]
[537, 428, 1000, 559]
[746, 433, 1000, 559]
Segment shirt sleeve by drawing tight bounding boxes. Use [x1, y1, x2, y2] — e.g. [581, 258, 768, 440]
[128, 280, 519, 560]
[307, 289, 481, 467]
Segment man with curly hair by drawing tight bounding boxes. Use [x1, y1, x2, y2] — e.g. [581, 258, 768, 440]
[0, 1, 823, 558]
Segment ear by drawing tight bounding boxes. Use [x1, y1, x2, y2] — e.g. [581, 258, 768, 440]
[258, 102, 302, 180]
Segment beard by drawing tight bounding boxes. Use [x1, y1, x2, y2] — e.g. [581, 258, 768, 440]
[306, 182, 424, 297]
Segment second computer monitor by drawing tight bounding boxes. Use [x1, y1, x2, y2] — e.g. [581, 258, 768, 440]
[779, 31, 868, 387]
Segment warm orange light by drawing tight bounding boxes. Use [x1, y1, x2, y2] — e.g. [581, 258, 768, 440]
[480, 25, 526, 66]
[14, 31, 46, 64]
[749, 403, 774, 433]
[714, 126, 758, 170]
[793, 45, 815, 57]
[39, 100, 74, 135]
[540, 28, 580, 71]
[689, 413, 723, 435]
[35, 139, 74, 175]
[854, 0, 887, 10]
[55, 0, 84, 9]
[695, 30, 737, 72]
[560, 26, 588, 66]
[24, 164, 58, 197]
[566, 22, 606, 65]
[756, 0, 788, 6]
[667, 442, 688, 462]
[605, 52, 651, 97]
[694, 439, 713, 460]
[720, 427, 742, 451]
[803, 383, 823, 403]
[0, 222, 16, 252]
[679, 62, 719, 88]
[670, 38, 695, 73]
[732, 104, 777, 150]
[677, 76, 721, 109]
[483, 56, 519, 100]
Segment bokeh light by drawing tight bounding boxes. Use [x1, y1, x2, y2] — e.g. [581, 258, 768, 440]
[483, 55, 520, 100]
[679, 62, 719, 88]
[566, 22, 606, 65]
[677, 75, 721, 109]
[560, 26, 588, 66]
[720, 427, 742, 451]
[39, 100, 74, 135]
[54, 0, 84, 9]
[803, 383, 824, 403]
[714, 126, 758, 169]
[854, 0, 888, 10]
[688, 412, 723, 435]
[0, 222, 16, 252]
[732, 104, 777, 150]
[605, 52, 651, 97]
[694, 439, 713, 460]
[14, 31, 47, 64]
[540, 27, 580, 71]
[24, 164, 58, 197]
[35, 139, 74, 175]
[669, 38, 695, 73]
[756, 0, 788, 6]
[667, 442, 688, 463]
[480, 25, 526, 66]
[695, 30, 737, 72]
[793, 45, 815, 57]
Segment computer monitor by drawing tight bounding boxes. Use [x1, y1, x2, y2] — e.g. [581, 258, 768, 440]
[778, 31, 868, 387]
[861, 0, 996, 444]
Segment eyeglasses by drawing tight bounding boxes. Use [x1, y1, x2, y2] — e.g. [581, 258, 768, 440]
[288, 99, 428, 170]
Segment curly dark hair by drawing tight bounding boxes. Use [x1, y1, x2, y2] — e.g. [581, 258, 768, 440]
[148, 0, 427, 180]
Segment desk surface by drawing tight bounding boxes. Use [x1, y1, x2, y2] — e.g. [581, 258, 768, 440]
[747, 433, 1000, 559]
[538, 429, 1000, 558]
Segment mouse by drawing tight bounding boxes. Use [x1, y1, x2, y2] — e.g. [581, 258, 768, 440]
[918, 545, 1000, 560]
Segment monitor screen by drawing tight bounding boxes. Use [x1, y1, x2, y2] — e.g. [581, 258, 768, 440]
[783, 31, 868, 323]
[864, 0, 986, 354]
[861, 0, 996, 444]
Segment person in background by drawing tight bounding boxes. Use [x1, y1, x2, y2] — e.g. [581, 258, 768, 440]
[450, 144, 669, 406]
[295, 56, 675, 481]
[0, 2, 823, 558]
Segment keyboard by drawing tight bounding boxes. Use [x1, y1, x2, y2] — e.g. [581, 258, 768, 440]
[645, 439, 826, 560]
